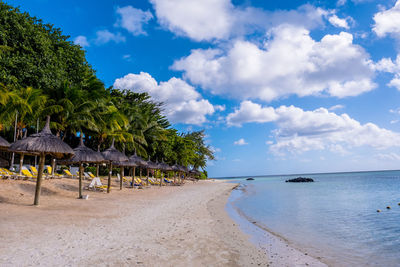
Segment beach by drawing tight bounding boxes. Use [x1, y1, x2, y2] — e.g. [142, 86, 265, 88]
[0, 178, 325, 266]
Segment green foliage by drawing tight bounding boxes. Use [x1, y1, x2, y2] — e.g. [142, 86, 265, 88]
[0, 1, 215, 171]
[0, 1, 93, 93]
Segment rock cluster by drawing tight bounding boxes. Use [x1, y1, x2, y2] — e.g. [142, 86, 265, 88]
[285, 177, 314, 183]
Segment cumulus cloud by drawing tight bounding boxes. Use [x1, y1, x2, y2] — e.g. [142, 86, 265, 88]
[329, 104, 345, 111]
[95, 30, 126, 45]
[375, 54, 400, 90]
[150, 0, 329, 41]
[173, 24, 375, 101]
[226, 101, 400, 155]
[115, 6, 153, 36]
[113, 72, 215, 125]
[373, 1, 400, 38]
[234, 138, 248, 146]
[150, 0, 233, 41]
[74, 35, 89, 48]
[328, 14, 350, 29]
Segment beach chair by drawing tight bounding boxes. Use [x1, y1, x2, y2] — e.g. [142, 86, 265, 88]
[29, 166, 38, 176]
[46, 166, 62, 178]
[21, 168, 35, 180]
[0, 168, 19, 179]
[87, 177, 107, 191]
[148, 177, 160, 185]
[0, 168, 10, 179]
[63, 169, 75, 178]
[88, 172, 96, 179]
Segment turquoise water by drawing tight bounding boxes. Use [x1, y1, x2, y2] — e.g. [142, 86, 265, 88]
[226, 171, 400, 266]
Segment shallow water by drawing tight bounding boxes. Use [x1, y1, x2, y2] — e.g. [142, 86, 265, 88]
[226, 171, 400, 266]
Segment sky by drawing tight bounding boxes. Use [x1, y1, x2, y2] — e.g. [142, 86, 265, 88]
[6, 0, 400, 177]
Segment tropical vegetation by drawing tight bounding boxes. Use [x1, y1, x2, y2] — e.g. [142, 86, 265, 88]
[0, 1, 214, 175]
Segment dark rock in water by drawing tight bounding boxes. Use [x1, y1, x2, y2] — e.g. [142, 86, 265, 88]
[285, 177, 314, 183]
[246, 177, 255, 181]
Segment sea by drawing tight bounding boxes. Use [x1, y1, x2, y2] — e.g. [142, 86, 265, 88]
[222, 170, 400, 267]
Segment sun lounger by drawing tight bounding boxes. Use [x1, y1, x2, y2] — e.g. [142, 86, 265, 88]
[87, 177, 107, 191]
[0, 168, 20, 179]
[46, 166, 62, 178]
[29, 166, 38, 176]
[148, 177, 160, 185]
[21, 168, 35, 179]
[88, 172, 96, 179]
[63, 169, 75, 178]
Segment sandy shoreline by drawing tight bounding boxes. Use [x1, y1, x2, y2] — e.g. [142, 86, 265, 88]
[0, 178, 325, 266]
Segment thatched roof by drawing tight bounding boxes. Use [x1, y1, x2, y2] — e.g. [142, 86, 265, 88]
[159, 161, 172, 171]
[146, 159, 158, 169]
[190, 168, 202, 175]
[65, 135, 105, 164]
[179, 165, 189, 173]
[114, 159, 138, 167]
[8, 116, 74, 159]
[0, 136, 10, 149]
[171, 164, 181, 171]
[129, 151, 148, 168]
[101, 138, 128, 163]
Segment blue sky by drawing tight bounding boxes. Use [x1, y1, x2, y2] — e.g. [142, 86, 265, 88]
[7, 0, 400, 177]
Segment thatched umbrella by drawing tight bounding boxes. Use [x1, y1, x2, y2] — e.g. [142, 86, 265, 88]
[129, 151, 147, 187]
[114, 158, 137, 189]
[171, 163, 180, 184]
[101, 138, 128, 193]
[190, 168, 202, 179]
[0, 136, 10, 150]
[65, 135, 105, 198]
[9, 116, 74, 205]
[145, 158, 158, 186]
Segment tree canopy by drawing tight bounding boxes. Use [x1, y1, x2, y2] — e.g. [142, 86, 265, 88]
[0, 1, 214, 174]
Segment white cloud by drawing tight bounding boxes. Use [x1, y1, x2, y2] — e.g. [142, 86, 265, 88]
[173, 25, 375, 102]
[227, 101, 278, 126]
[375, 54, 400, 90]
[113, 72, 215, 125]
[373, 1, 400, 38]
[95, 30, 126, 45]
[328, 14, 349, 29]
[150, 0, 233, 41]
[115, 6, 153, 36]
[226, 101, 400, 155]
[74, 35, 90, 48]
[234, 138, 248, 146]
[150, 0, 329, 41]
[215, 105, 226, 111]
[329, 104, 345, 111]
[376, 152, 400, 161]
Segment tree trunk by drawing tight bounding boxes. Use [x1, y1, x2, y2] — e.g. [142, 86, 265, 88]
[79, 163, 83, 199]
[107, 162, 112, 193]
[33, 154, 45, 206]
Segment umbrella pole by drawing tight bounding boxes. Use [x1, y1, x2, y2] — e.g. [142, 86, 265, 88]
[96, 164, 99, 177]
[79, 162, 83, 199]
[132, 166, 136, 189]
[174, 171, 176, 184]
[120, 166, 123, 190]
[160, 171, 162, 187]
[33, 153, 45, 206]
[19, 154, 24, 175]
[107, 162, 112, 193]
[146, 168, 149, 186]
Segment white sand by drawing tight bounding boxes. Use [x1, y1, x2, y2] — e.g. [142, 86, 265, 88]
[0, 178, 326, 266]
